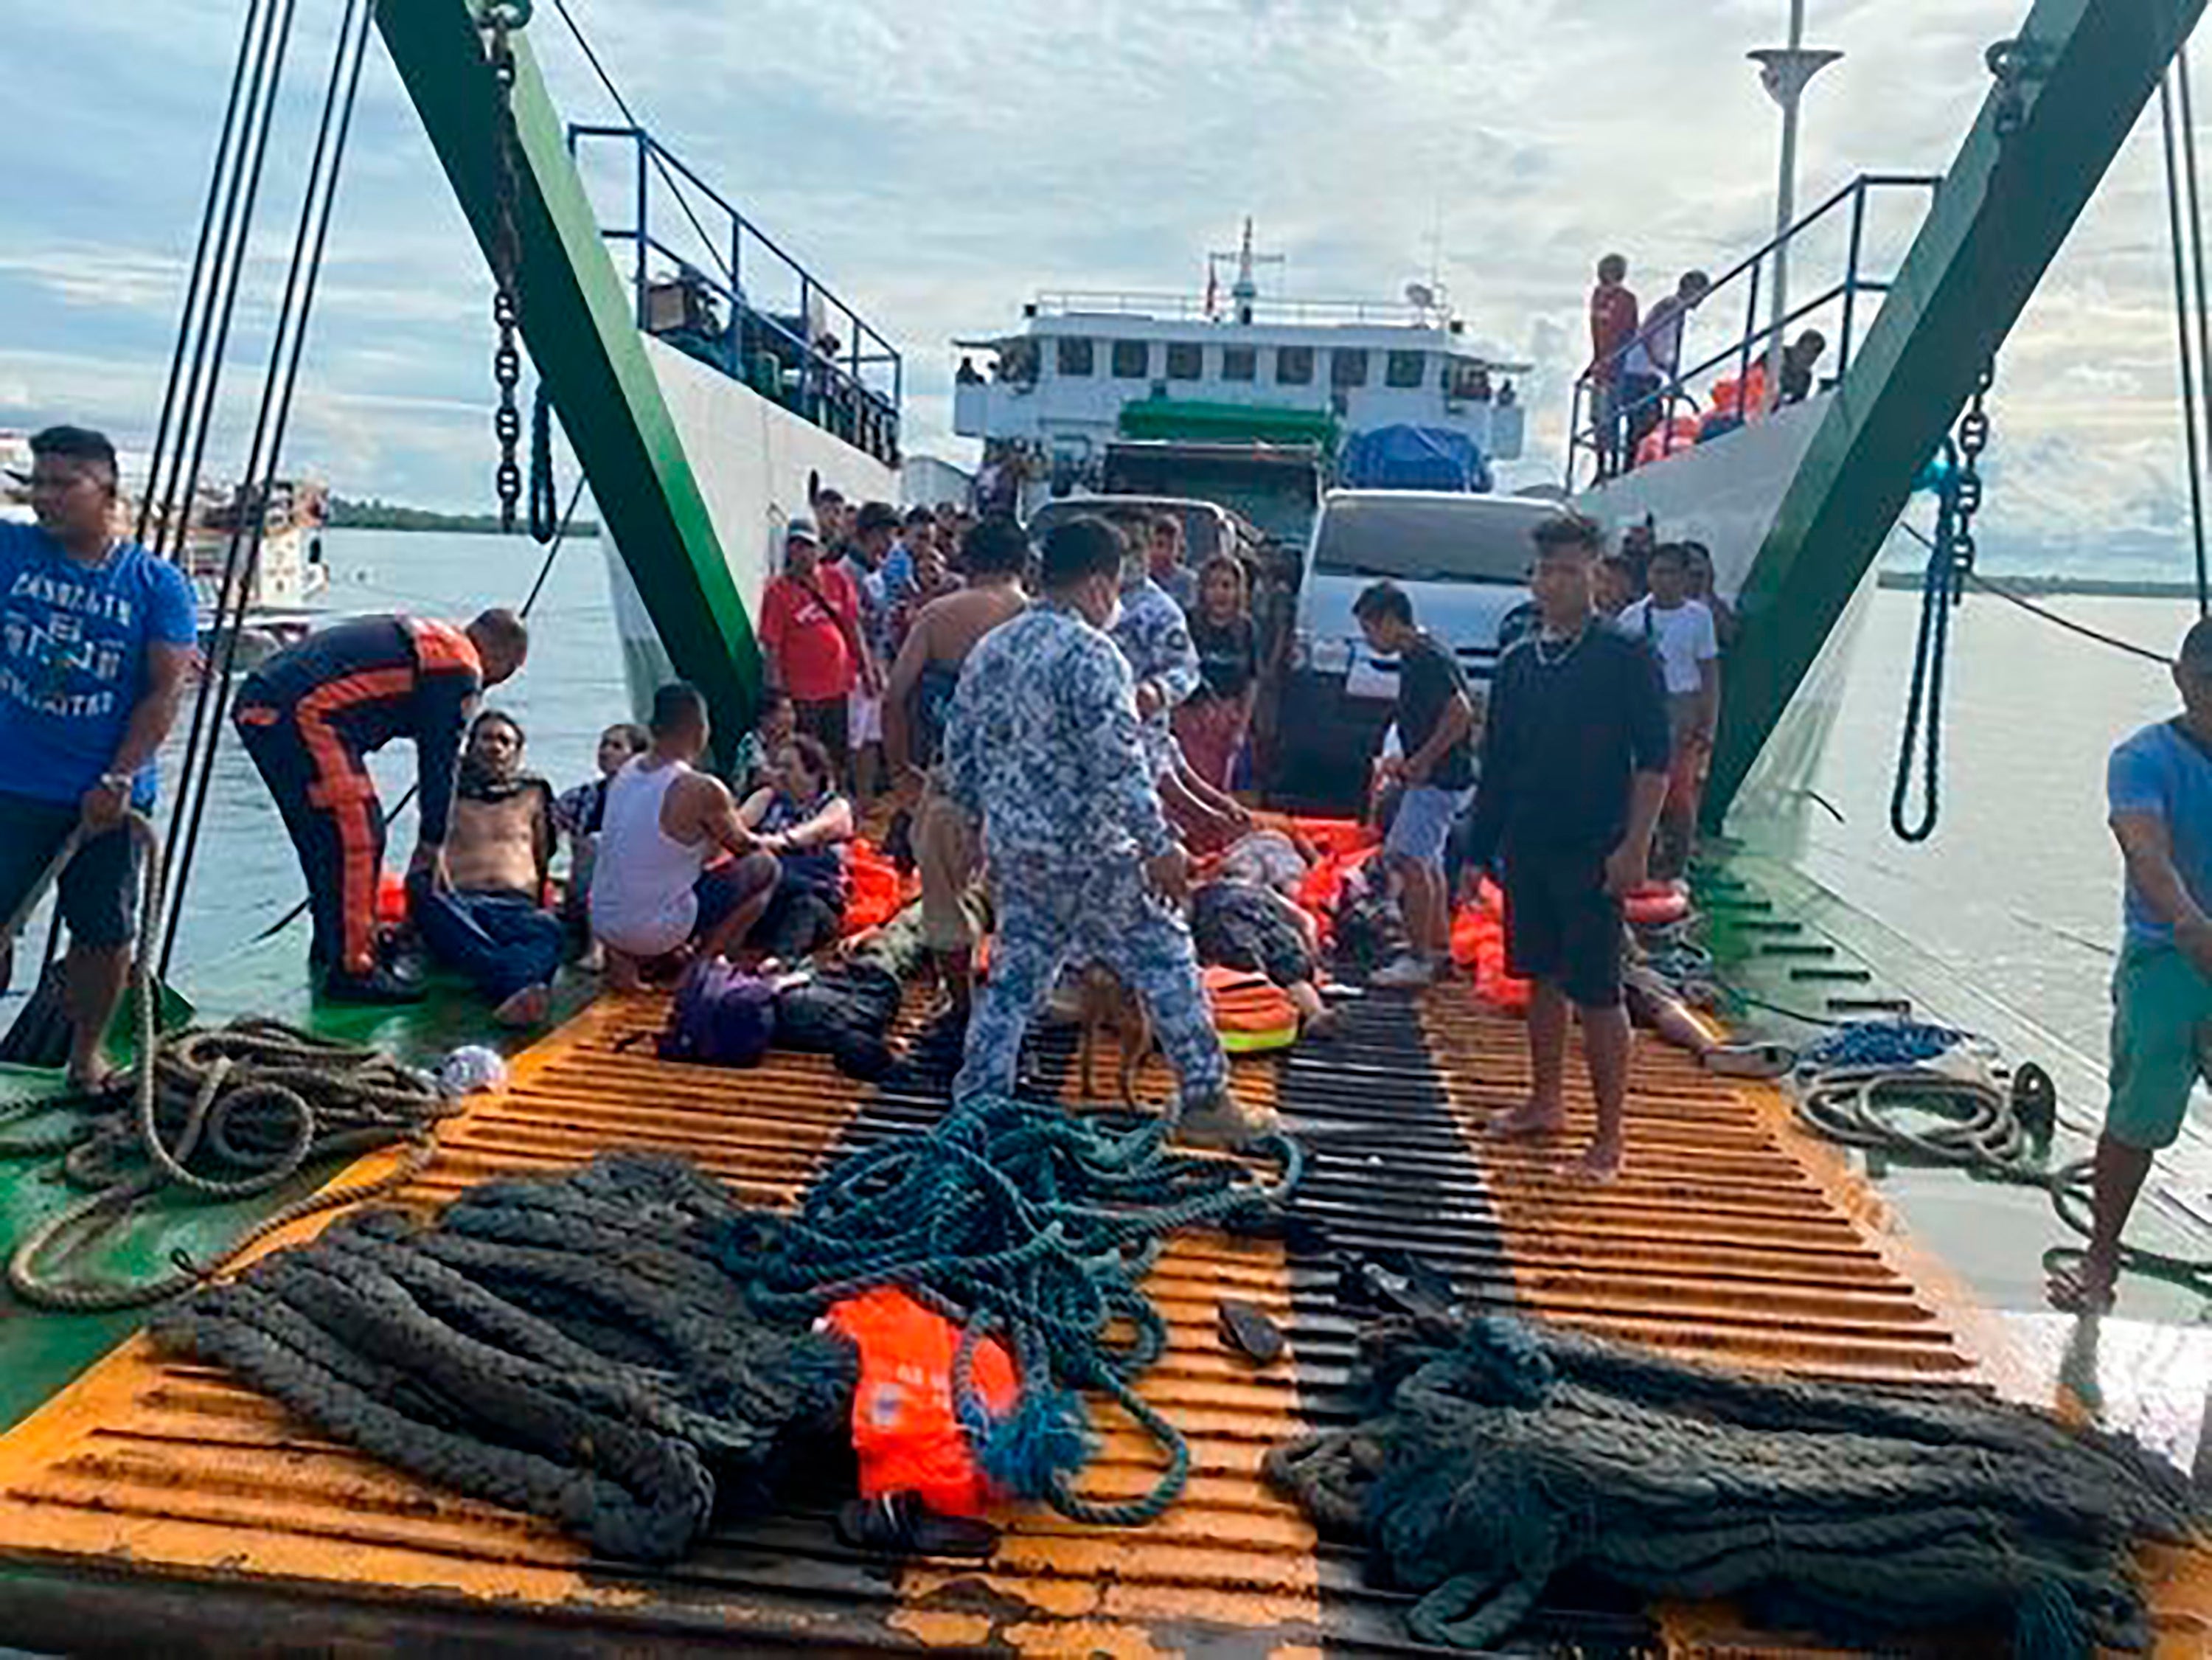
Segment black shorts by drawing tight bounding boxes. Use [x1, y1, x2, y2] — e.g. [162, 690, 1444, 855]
[1502, 847, 1623, 1009]
[0, 792, 142, 951]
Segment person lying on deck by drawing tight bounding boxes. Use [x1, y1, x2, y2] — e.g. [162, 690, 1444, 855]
[408, 709, 563, 1028]
[589, 681, 766, 991]
[723, 734, 856, 962]
[1189, 877, 1340, 1040]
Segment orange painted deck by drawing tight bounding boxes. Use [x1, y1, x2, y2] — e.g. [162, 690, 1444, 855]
[0, 986, 2200, 1656]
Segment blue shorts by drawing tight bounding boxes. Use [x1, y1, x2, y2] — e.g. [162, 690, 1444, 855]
[2105, 942, 2212, 1151]
[1385, 784, 1472, 870]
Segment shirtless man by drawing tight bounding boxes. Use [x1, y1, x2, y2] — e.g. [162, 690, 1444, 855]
[883, 515, 1030, 1014]
[407, 710, 564, 1027]
[590, 681, 772, 990]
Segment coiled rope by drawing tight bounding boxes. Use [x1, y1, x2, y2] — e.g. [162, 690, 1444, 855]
[1787, 1020, 2212, 1293]
[1265, 1312, 2204, 1656]
[152, 1155, 854, 1563]
[0, 815, 456, 1310]
[716, 1094, 1301, 1527]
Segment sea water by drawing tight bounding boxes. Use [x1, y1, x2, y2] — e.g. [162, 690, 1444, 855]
[51, 528, 2201, 1074]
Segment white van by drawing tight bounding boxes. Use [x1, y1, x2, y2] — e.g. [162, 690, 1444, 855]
[1273, 490, 1557, 810]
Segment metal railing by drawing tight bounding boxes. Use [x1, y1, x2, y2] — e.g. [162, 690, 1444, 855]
[1566, 172, 1941, 490]
[1032, 288, 1451, 328]
[569, 125, 902, 465]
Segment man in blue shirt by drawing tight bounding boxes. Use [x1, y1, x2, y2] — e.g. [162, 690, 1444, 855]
[0, 426, 197, 1088]
[2051, 618, 2212, 1313]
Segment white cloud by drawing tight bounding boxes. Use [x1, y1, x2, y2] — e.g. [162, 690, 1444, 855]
[0, 0, 2203, 571]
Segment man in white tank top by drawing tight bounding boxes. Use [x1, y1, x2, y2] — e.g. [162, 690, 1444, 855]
[590, 683, 777, 990]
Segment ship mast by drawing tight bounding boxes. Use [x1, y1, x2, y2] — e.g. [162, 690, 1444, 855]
[1208, 218, 1283, 326]
[1750, 2, 1841, 406]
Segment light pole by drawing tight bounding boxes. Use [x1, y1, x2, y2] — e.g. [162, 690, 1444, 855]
[1751, 2, 1842, 409]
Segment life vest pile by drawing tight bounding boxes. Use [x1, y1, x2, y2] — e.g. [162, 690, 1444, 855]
[1452, 878, 1531, 1014]
[1635, 414, 1704, 468]
[842, 837, 919, 936]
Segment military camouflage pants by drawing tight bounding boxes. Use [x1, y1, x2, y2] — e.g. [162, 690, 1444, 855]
[954, 855, 1228, 1106]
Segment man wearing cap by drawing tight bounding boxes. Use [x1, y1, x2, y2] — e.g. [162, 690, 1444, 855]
[759, 515, 868, 774]
[0, 425, 197, 1088]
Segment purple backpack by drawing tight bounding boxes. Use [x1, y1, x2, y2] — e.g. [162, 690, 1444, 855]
[657, 959, 776, 1067]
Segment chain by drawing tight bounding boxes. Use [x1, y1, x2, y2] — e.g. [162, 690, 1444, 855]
[481, 3, 532, 534]
[1946, 359, 1994, 585]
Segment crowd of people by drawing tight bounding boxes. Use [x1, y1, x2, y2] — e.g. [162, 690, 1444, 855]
[1584, 252, 1829, 479]
[10, 418, 2212, 1302]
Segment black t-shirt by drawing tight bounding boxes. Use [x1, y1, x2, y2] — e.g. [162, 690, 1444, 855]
[1190, 614, 1259, 702]
[1470, 622, 1671, 858]
[1397, 631, 1476, 791]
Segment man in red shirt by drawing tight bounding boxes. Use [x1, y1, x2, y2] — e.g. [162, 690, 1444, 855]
[1587, 254, 1639, 479]
[759, 518, 869, 773]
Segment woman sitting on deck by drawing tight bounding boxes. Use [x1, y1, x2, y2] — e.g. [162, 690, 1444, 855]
[728, 735, 857, 962]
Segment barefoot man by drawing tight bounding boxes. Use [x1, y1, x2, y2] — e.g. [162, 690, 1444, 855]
[406, 709, 563, 1027]
[1470, 513, 1670, 1181]
[2050, 619, 2212, 1313]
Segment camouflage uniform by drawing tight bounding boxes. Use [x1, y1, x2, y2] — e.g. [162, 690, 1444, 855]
[1111, 577, 1200, 779]
[945, 600, 1226, 1105]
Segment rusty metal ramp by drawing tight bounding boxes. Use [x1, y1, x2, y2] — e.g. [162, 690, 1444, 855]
[0, 985, 2201, 1656]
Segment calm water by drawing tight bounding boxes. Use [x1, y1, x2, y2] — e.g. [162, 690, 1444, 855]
[128, 531, 2199, 1070]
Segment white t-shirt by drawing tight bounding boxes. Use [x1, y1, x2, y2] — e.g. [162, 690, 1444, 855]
[1621, 596, 1719, 695]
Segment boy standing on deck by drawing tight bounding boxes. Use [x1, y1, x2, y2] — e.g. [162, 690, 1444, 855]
[2050, 619, 2212, 1314]
[1618, 542, 1721, 876]
[1472, 514, 1672, 1183]
[1354, 582, 1477, 988]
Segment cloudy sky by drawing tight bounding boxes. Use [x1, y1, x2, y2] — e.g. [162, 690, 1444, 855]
[0, 0, 2202, 574]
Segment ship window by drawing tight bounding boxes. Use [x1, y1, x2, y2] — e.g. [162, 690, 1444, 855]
[1332, 348, 1370, 389]
[1111, 339, 1151, 378]
[1386, 350, 1426, 389]
[1057, 337, 1094, 377]
[1276, 346, 1314, 385]
[1165, 341, 1203, 381]
[1222, 346, 1257, 382]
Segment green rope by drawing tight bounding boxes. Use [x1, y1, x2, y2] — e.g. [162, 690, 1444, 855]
[715, 1093, 1301, 1527]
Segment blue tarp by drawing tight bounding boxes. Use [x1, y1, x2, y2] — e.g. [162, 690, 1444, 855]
[1337, 425, 1493, 493]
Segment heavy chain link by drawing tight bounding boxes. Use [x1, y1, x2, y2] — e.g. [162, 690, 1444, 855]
[1947, 359, 1994, 583]
[482, 3, 530, 534]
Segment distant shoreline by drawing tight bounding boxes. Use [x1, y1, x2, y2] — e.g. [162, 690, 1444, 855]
[326, 497, 599, 537]
[1875, 571, 2207, 600]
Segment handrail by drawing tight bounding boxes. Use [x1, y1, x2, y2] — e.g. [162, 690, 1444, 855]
[568, 122, 902, 462]
[1567, 171, 1938, 489]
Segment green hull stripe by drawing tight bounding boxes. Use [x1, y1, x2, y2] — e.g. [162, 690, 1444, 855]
[371, 1, 762, 740]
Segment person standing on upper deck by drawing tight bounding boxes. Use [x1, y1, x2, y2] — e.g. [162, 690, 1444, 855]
[942, 517, 1273, 1150]
[0, 426, 197, 1090]
[2049, 620, 2212, 1314]
[1474, 513, 1671, 1184]
[1620, 270, 1712, 462]
[1586, 254, 1640, 479]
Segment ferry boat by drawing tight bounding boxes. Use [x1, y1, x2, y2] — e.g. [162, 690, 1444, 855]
[0, 2, 2208, 1654]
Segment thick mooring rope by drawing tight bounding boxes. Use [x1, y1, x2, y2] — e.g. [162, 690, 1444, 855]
[717, 1093, 1301, 1527]
[1265, 1313, 2202, 1657]
[0, 815, 457, 1309]
[151, 1154, 855, 1563]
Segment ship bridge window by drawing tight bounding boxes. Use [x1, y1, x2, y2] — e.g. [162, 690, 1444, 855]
[1222, 346, 1257, 382]
[1277, 346, 1314, 385]
[1112, 339, 1151, 378]
[1057, 337, 1094, 377]
[1386, 350, 1426, 389]
[1165, 341, 1203, 381]
[1332, 349, 1370, 389]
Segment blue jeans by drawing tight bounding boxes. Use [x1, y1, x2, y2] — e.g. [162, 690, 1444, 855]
[408, 876, 563, 1004]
